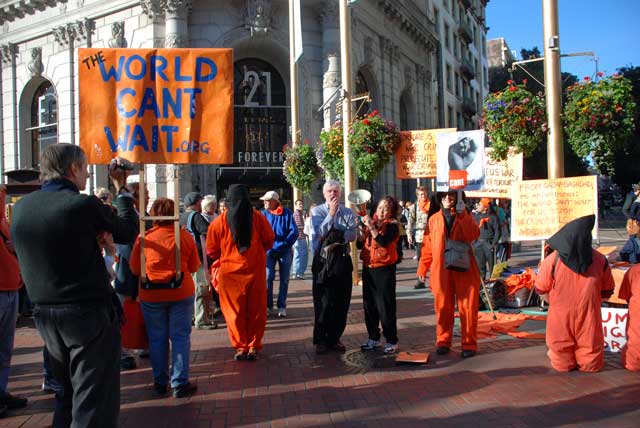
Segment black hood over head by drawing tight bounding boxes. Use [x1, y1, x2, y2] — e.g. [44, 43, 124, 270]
[546, 214, 595, 274]
[226, 184, 253, 252]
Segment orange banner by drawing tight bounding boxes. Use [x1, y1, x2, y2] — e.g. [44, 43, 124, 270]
[79, 48, 233, 165]
[511, 175, 598, 241]
[395, 128, 456, 179]
[466, 148, 523, 199]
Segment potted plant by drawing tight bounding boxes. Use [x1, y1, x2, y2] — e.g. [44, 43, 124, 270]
[317, 122, 345, 181]
[282, 141, 321, 194]
[564, 73, 636, 174]
[349, 110, 401, 182]
[481, 79, 547, 161]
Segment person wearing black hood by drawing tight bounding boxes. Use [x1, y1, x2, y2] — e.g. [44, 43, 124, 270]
[205, 185, 274, 361]
[535, 215, 615, 372]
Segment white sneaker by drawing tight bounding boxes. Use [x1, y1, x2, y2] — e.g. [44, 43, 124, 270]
[277, 308, 287, 318]
[384, 342, 398, 354]
[361, 339, 381, 351]
[412, 256, 418, 260]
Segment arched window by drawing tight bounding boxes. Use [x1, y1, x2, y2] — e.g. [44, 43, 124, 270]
[25, 81, 57, 168]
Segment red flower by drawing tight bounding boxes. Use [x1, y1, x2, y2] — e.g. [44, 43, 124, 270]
[509, 86, 517, 92]
[583, 76, 591, 81]
[507, 79, 514, 85]
[522, 78, 528, 84]
[368, 109, 379, 118]
[596, 71, 604, 77]
[363, 119, 370, 125]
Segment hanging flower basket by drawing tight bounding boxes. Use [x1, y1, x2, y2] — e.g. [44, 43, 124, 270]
[349, 110, 400, 182]
[317, 122, 345, 181]
[564, 73, 636, 173]
[481, 80, 547, 161]
[282, 142, 321, 194]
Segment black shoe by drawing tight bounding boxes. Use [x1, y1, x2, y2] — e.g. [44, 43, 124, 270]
[139, 350, 150, 359]
[42, 381, 60, 394]
[246, 348, 258, 361]
[120, 356, 136, 371]
[153, 383, 168, 395]
[0, 404, 6, 418]
[0, 392, 28, 409]
[461, 350, 476, 358]
[233, 350, 246, 361]
[172, 382, 197, 398]
[436, 346, 450, 355]
[414, 282, 426, 289]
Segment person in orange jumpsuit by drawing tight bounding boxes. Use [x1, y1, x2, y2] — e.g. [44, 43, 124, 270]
[535, 215, 614, 372]
[206, 184, 275, 361]
[619, 263, 640, 371]
[417, 191, 481, 358]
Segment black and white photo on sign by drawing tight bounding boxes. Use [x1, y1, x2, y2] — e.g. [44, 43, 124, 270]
[436, 130, 486, 191]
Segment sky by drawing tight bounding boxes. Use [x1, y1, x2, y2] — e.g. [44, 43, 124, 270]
[486, 0, 640, 79]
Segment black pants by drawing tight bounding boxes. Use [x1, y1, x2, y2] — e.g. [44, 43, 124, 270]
[34, 302, 121, 428]
[312, 256, 353, 346]
[362, 264, 398, 344]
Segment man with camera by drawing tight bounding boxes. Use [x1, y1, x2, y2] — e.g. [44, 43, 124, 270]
[11, 144, 138, 427]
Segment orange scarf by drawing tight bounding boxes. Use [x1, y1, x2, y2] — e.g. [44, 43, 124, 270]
[419, 199, 430, 214]
[269, 205, 283, 215]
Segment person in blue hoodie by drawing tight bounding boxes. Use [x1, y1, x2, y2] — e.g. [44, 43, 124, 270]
[260, 191, 298, 317]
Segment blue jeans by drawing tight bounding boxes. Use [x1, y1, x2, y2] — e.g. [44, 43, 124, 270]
[292, 239, 308, 278]
[141, 295, 194, 388]
[0, 290, 18, 394]
[266, 249, 293, 309]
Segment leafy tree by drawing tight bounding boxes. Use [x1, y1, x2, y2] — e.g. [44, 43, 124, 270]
[611, 65, 640, 187]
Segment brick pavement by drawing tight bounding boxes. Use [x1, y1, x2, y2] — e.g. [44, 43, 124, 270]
[4, 248, 640, 428]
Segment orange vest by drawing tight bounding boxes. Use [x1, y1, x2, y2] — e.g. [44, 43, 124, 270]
[360, 220, 399, 268]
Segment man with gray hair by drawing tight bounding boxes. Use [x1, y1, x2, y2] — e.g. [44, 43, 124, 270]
[310, 180, 357, 354]
[10, 144, 138, 427]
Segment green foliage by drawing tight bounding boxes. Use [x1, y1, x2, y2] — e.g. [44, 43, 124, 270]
[317, 123, 344, 182]
[481, 80, 547, 161]
[283, 143, 320, 193]
[348, 110, 401, 182]
[564, 74, 636, 174]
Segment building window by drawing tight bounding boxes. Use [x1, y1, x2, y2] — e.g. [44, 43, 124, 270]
[444, 23, 450, 51]
[448, 105, 454, 128]
[27, 81, 57, 168]
[457, 112, 463, 130]
[482, 35, 486, 56]
[454, 72, 460, 97]
[433, 6, 439, 32]
[446, 63, 452, 92]
[453, 33, 459, 58]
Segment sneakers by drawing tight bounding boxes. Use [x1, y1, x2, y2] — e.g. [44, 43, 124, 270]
[384, 343, 398, 354]
[153, 382, 168, 395]
[195, 322, 218, 330]
[120, 355, 136, 371]
[412, 255, 418, 260]
[436, 346, 450, 355]
[361, 339, 381, 351]
[234, 350, 246, 361]
[172, 382, 197, 398]
[0, 404, 6, 418]
[41, 380, 61, 394]
[0, 392, 28, 409]
[277, 308, 287, 318]
[246, 348, 258, 361]
[461, 350, 476, 358]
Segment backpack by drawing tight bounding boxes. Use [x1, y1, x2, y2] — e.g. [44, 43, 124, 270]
[312, 228, 353, 286]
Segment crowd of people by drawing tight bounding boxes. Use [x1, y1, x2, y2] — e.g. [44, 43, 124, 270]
[1, 144, 640, 427]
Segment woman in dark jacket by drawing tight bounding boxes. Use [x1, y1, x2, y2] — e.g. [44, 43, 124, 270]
[358, 196, 400, 354]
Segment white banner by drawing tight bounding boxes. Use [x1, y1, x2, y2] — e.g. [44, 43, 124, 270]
[602, 307, 628, 353]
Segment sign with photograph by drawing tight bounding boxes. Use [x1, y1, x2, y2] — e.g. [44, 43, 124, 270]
[395, 128, 456, 179]
[466, 148, 523, 199]
[511, 175, 598, 241]
[435, 130, 486, 191]
[79, 48, 234, 165]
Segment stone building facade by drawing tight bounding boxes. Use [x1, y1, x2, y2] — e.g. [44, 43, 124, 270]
[0, 0, 488, 205]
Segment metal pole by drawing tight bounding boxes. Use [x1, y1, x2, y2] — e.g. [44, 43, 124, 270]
[542, 0, 564, 179]
[339, 0, 358, 284]
[289, 0, 301, 203]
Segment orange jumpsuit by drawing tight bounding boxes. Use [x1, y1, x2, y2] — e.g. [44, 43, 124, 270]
[619, 264, 640, 371]
[417, 210, 481, 351]
[206, 210, 274, 352]
[535, 249, 614, 372]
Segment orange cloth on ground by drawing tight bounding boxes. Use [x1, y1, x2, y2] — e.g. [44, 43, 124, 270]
[504, 268, 537, 295]
[0, 187, 21, 291]
[619, 264, 640, 371]
[129, 225, 200, 303]
[206, 210, 275, 352]
[475, 312, 546, 340]
[418, 210, 481, 351]
[535, 249, 615, 372]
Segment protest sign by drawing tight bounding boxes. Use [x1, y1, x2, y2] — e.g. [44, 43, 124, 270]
[435, 130, 485, 191]
[466, 148, 523, 199]
[510, 175, 598, 241]
[79, 48, 233, 165]
[395, 128, 456, 179]
[602, 307, 628, 353]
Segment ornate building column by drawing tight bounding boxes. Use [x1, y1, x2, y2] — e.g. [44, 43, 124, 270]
[319, 0, 340, 130]
[0, 44, 17, 172]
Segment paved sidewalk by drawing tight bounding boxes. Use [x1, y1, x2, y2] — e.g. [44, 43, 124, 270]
[4, 249, 640, 428]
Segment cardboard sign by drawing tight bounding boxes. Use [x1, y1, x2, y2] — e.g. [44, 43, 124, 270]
[510, 176, 598, 241]
[395, 128, 456, 179]
[436, 130, 485, 191]
[602, 308, 628, 353]
[466, 148, 523, 199]
[79, 48, 234, 165]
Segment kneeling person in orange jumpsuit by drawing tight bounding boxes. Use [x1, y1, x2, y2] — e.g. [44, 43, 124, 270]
[619, 263, 640, 371]
[535, 215, 614, 372]
[417, 191, 481, 358]
[206, 184, 275, 361]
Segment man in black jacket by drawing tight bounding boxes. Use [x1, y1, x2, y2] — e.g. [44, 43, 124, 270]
[11, 144, 138, 428]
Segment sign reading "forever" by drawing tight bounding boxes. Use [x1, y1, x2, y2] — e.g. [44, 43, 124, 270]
[79, 48, 234, 165]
